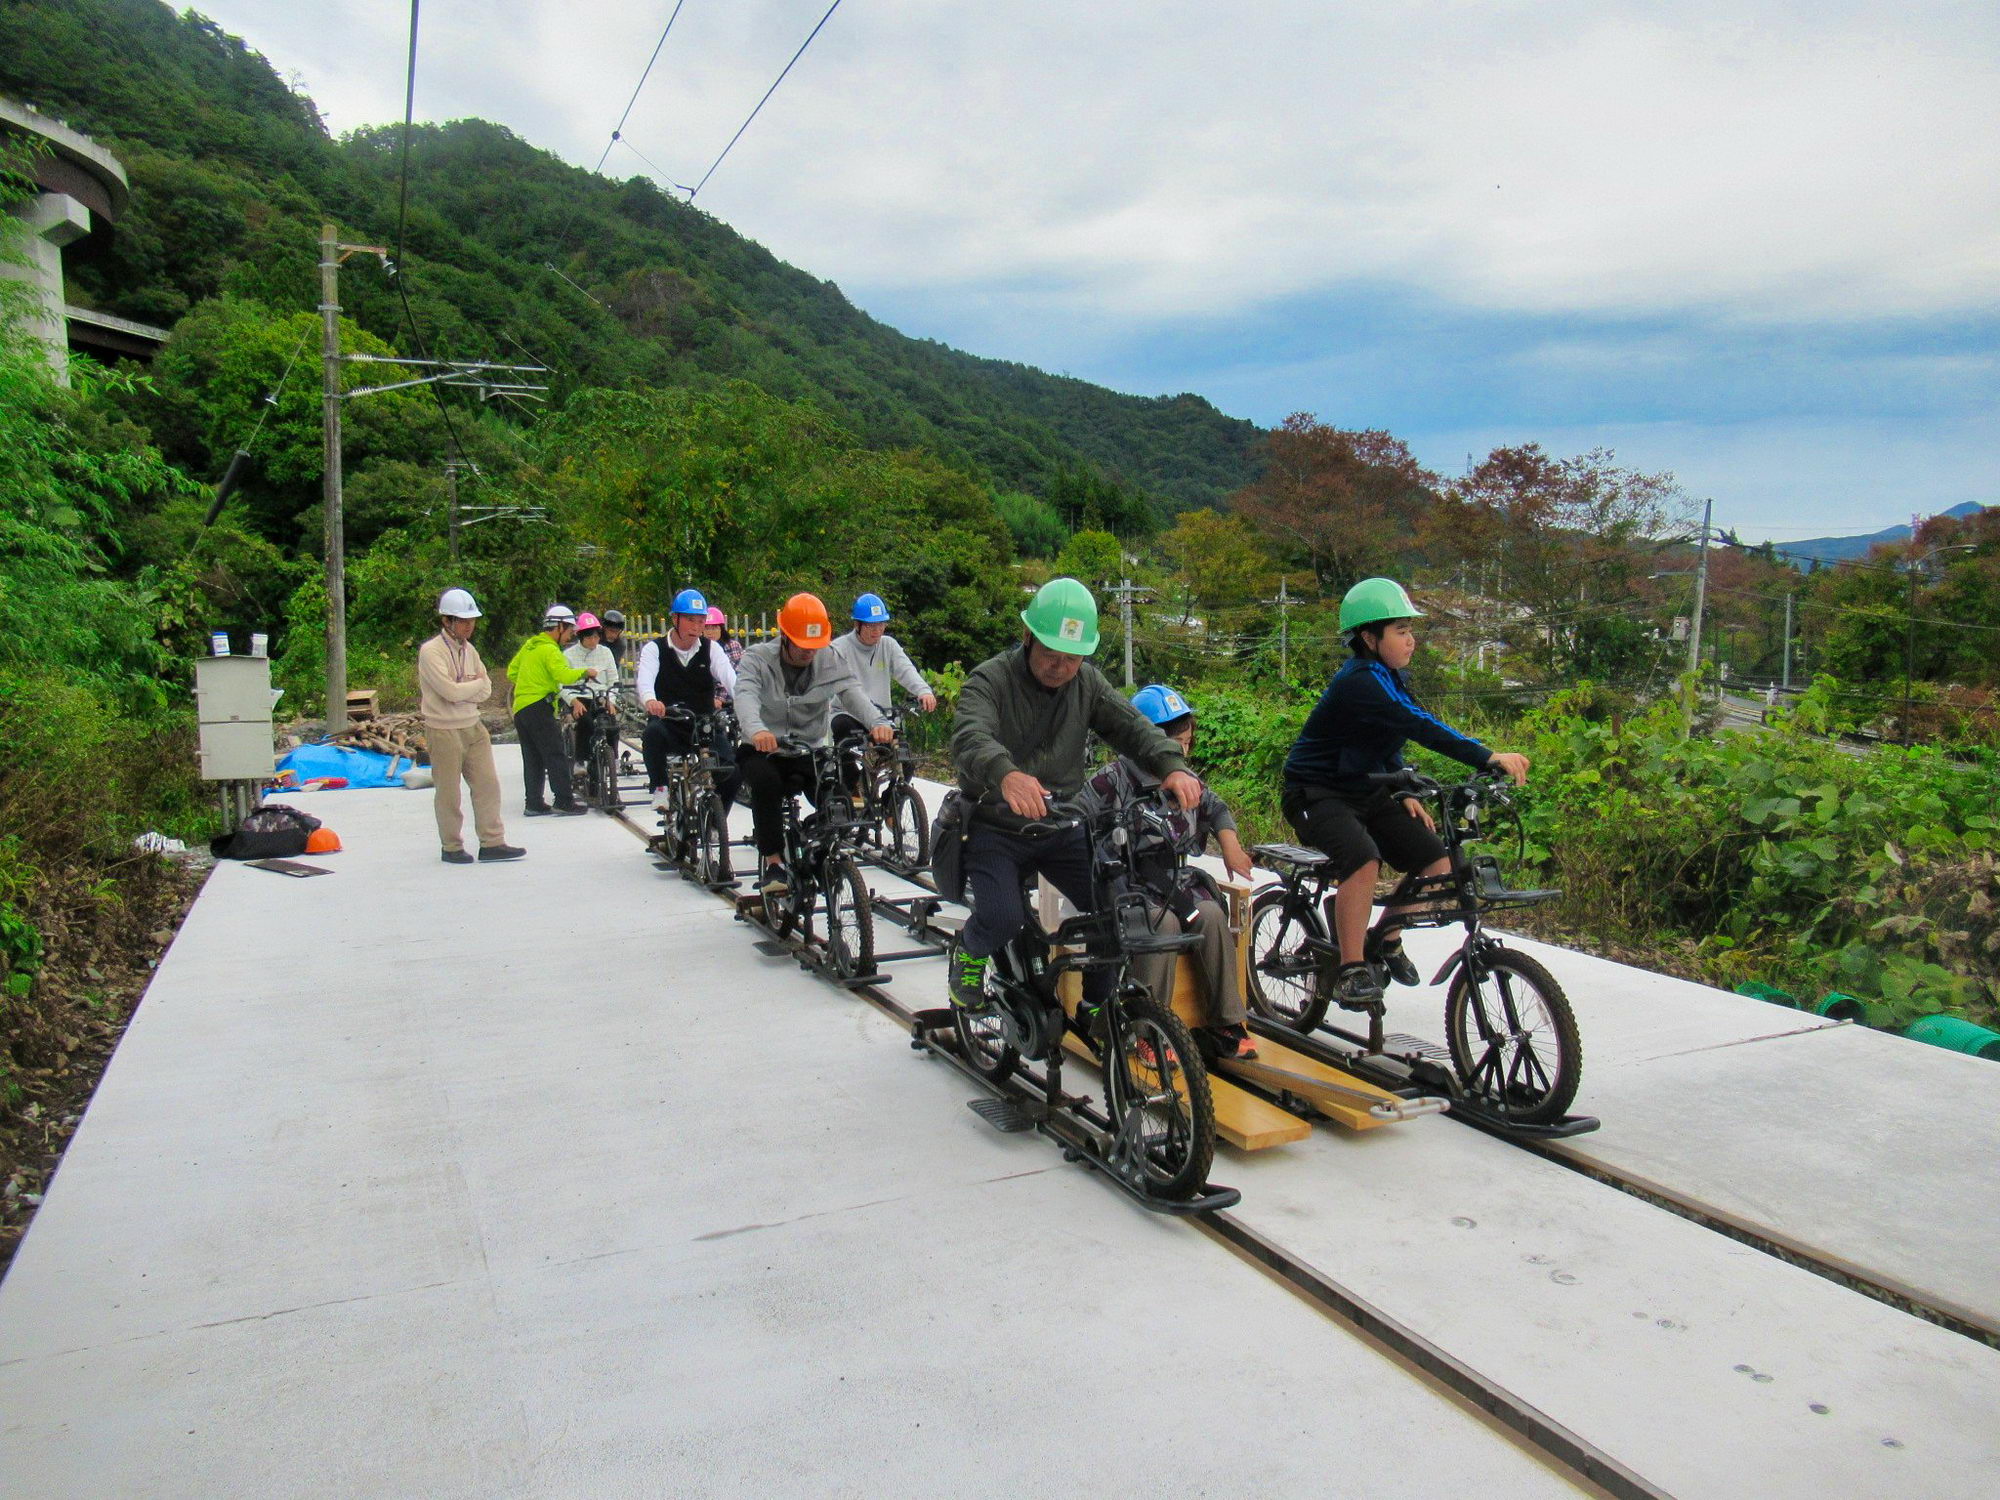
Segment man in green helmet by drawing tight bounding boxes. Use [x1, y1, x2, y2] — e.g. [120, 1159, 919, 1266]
[1282, 577, 1531, 1006]
[946, 576, 1203, 1006]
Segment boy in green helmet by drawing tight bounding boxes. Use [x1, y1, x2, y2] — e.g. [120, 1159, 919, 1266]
[946, 577, 1203, 1008]
[1282, 578, 1530, 1006]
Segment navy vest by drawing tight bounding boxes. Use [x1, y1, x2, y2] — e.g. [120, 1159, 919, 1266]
[653, 636, 715, 716]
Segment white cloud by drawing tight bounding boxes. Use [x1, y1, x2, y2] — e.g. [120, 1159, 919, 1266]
[194, 1, 2000, 326]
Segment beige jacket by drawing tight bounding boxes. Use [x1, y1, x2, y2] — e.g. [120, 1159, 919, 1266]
[418, 632, 492, 730]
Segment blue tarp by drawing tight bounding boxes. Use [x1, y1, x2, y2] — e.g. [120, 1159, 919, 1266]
[275, 743, 410, 790]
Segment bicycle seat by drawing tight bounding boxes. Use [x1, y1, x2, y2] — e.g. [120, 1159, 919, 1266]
[1251, 842, 1330, 870]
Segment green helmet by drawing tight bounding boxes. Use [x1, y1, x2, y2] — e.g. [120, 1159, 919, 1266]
[1338, 577, 1425, 634]
[1021, 576, 1100, 655]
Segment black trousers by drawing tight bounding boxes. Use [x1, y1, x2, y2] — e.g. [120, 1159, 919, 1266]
[959, 820, 1112, 1004]
[514, 699, 576, 810]
[643, 714, 740, 805]
[736, 747, 819, 857]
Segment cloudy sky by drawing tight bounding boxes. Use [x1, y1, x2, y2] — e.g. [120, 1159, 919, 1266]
[194, 1, 1999, 539]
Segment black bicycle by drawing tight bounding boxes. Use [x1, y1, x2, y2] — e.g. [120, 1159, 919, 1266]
[564, 683, 623, 810]
[1245, 767, 1581, 1126]
[758, 736, 877, 982]
[654, 706, 736, 887]
[950, 790, 1219, 1202]
[852, 708, 931, 871]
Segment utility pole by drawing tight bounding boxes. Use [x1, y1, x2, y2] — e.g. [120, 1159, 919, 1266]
[1262, 576, 1299, 680]
[1781, 591, 1793, 692]
[316, 218, 542, 730]
[1103, 576, 1150, 689]
[319, 225, 347, 733]
[1682, 497, 1713, 739]
[446, 459, 462, 564]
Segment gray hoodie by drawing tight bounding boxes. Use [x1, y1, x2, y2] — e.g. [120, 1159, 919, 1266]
[734, 639, 884, 746]
[828, 629, 930, 711]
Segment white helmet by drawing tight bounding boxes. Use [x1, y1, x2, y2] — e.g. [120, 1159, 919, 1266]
[438, 587, 482, 618]
[542, 604, 577, 628]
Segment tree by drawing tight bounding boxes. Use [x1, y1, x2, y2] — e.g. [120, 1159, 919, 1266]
[1430, 445, 1694, 671]
[1157, 508, 1274, 622]
[1054, 529, 1123, 587]
[1230, 415, 1435, 586]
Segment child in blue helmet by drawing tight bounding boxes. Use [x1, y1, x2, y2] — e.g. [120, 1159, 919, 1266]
[1079, 684, 1258, 1061]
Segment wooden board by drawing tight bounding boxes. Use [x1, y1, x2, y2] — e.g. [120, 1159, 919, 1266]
[1059, 1032, 1311, 1151]
[1215, 1031, 1410, 1132]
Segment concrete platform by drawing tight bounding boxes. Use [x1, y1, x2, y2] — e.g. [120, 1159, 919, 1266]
[0, 753, 1580, 1498]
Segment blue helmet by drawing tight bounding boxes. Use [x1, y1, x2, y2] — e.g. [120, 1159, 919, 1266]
[670, 588, 708, 615]
[852, 592, 890, 623]
[1132, 683, 1193, 725]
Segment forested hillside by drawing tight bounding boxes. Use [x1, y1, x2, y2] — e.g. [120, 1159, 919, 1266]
[0, 0, 1260, 510]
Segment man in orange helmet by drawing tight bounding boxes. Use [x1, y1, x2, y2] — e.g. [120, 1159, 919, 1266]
[734, 593, 892, 897]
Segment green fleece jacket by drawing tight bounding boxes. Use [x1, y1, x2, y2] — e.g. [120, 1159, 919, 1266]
[507, 632, 587, 713]
[952, 644, 1188, 803]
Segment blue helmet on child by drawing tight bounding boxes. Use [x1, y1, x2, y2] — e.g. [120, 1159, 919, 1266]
[1131, 683, 1192, 725]
[852, 592, 891, 624]
[670, 588, 708, 616]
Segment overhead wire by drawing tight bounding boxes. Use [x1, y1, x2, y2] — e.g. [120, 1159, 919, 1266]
[551, 1, 693, 255]
[686, 0, 845, 201]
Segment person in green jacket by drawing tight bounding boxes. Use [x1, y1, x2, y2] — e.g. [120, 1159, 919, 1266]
[946, 577, 1202, 1008]
[507, 605, 596, 816]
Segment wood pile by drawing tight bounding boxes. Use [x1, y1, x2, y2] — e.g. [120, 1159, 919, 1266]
[326, 712, 429, 764]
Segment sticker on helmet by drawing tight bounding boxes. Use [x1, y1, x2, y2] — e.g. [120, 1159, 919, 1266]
[807, 623, 824, 638]
[1059, 617, 1084, 641]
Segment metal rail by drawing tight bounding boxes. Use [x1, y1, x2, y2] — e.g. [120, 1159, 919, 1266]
[606, 804, 1673, 1495]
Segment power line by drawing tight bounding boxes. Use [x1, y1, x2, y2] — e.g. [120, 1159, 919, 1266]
[553, 2, 692, 255]
[687, 0, 845, 201]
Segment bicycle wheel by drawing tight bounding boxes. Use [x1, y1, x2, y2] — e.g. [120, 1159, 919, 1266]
[696, 794, 734, 885]
[1445, 948, 1582, 1125]
[1106, 997, 1215, 1200]
[950, 948, 1017, 1085]
[821, 853, 874, 979]
[884, 782, 930, 869]
[1245, 888, 1331, 1032]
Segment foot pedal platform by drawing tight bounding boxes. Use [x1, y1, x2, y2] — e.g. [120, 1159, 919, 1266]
[752, 939, 790, 956]
[967, 1097, 1034, 1133]
[1383, 1032, 1453, 1061]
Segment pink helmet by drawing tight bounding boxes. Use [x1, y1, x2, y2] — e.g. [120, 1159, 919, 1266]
[574, 612, 602, 632]
[704, 606, 726, 626]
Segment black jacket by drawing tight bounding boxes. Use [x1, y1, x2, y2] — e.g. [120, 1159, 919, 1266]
[1283, 658, 1491, 789]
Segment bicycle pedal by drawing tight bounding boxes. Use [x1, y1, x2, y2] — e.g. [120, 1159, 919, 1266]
[752, 939, 790, 956]
[967, 1097, 1034, 1133]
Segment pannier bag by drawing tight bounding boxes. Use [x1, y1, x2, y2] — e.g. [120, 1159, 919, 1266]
[929, 789, 970, 902]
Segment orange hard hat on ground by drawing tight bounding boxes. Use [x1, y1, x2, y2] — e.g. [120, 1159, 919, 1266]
[304, 828, 343, 854]
[777, 593, 833, 650]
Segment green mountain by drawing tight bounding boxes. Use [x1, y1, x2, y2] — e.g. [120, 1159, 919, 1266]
[0, 0, 1260, 510]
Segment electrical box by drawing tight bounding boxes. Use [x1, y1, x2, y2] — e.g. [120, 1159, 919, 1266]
[195, 656, 275, 780]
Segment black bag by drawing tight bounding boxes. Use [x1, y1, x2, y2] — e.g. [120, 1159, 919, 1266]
[929, 789, 970, 903]
[210, 803, 322, 861]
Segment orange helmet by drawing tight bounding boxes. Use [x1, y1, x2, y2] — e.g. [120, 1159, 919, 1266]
[777, 593, 833, 650]
[304, 828, 343, 854]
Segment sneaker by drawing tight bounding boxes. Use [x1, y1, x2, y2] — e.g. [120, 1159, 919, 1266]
[1334, 961, 1384, 1008]
[440, 849, 475, 865]
[948, 948, 990, 1008]
[652, 789, 671, 810]
[1207, 1023, 1258, 1061]
[1367, 932, 1420, 987]
[478, 843, 527, 862]
[1133, 1035, 1180, 1071]
[553, 804, 587, 817]
[758, 866, 790, 899]
[523, 806, 553, 817]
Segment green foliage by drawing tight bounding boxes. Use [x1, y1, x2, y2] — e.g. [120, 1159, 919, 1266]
[994, 491, 1067, 559]
[1053, 529, 1124, 587]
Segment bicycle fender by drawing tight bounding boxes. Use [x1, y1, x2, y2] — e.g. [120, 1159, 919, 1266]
[1429, 948, 1468, 989]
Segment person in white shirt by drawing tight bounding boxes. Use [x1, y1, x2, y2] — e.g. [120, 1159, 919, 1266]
[633, 587, 739, 807]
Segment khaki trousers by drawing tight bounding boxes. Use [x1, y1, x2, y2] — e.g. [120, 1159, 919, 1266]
[428, 721, 505, 852]
[1130, 898, 1245, 1028]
